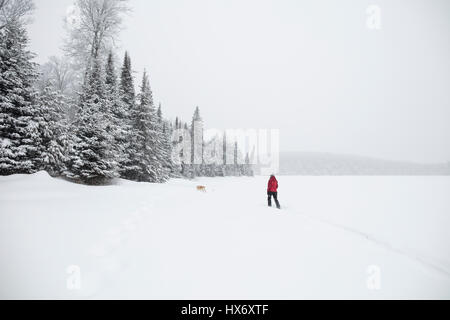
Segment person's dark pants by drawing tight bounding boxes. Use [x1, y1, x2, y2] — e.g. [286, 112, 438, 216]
[268, 192, 281, 209]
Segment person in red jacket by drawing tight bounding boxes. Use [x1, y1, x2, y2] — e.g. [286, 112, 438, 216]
[267, 175, 281, 209]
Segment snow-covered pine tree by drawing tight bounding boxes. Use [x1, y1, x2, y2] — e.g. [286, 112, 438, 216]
[157, 104, 173, 180]
[233, 141, 240, 176]
[190, 107, 205, 177]
[36, 85, 67, 176]
[170, 117, 184, 177]
[0, 22, 41, 175]
[167, 121, 181, 177]
[177, 121, 192, 178]
[128, 71, 164, 182]
[244, 152, 254, 176]
[64, 57, 116, 185]
[221, 131, 227, 176]
[120, 51, 135, 110]
[118, 51, 137, 179]
[105, 52, 129, 173]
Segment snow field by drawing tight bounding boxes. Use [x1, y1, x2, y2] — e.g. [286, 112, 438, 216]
[1, 173, 449, 299]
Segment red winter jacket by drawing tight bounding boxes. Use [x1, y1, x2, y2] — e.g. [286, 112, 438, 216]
[267, 176, 278, 193]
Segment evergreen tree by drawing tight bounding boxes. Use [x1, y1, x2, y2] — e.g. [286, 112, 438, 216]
[157, 104, 173, 180]
[105, 53, 117, 90]
[191, 106, 203, 177]
[105, 52, 129, 172]
[36, 85, 67, 176]
[119, 51, 137, 179]
[244, 152, 254, 176]
[234, 141, 240, 176]
[120, 51, 135, 110]
[65, 57, 116, 185]
[223, 131, 227, 166]
[157, 103, 162, 120]
[0, 22, 41, 175]
[127, 71, 163, 182]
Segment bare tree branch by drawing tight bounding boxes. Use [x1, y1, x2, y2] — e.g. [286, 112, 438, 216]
[0, 0, 35, 30]
[37, 56, 80, 96]
[63, 0, 130, 72]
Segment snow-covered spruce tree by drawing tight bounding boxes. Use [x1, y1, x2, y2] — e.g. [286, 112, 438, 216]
[221, 131, 228, 176]
[244, 152, 254, 176]
[127, 71, 164, 182]
[170, 117, 184, 178]
[177, 123, 192, 177]
[105, 52, 129, 172]
[36, 85, 68, 176]
[157, 104, 173, 180]
[118, 51, 137, 179]
[167, 121, 181, 177]
[120, 51, 135, 111]
[233, 141, 241, 177]
[64, 57, 116, 185]
[0, 22, 41, 175]
[190, 106, 204, 177]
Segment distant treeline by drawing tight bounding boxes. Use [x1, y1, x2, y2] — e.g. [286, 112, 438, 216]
[279, 152, 450, 176]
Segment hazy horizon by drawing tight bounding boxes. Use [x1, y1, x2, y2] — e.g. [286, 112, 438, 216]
[27, 0, 450, 164]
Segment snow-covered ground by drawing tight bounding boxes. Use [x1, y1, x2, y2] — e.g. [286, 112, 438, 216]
[1, 172, 449, 299]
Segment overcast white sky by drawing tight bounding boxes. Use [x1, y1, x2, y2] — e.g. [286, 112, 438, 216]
[27, 0, 450, 163]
